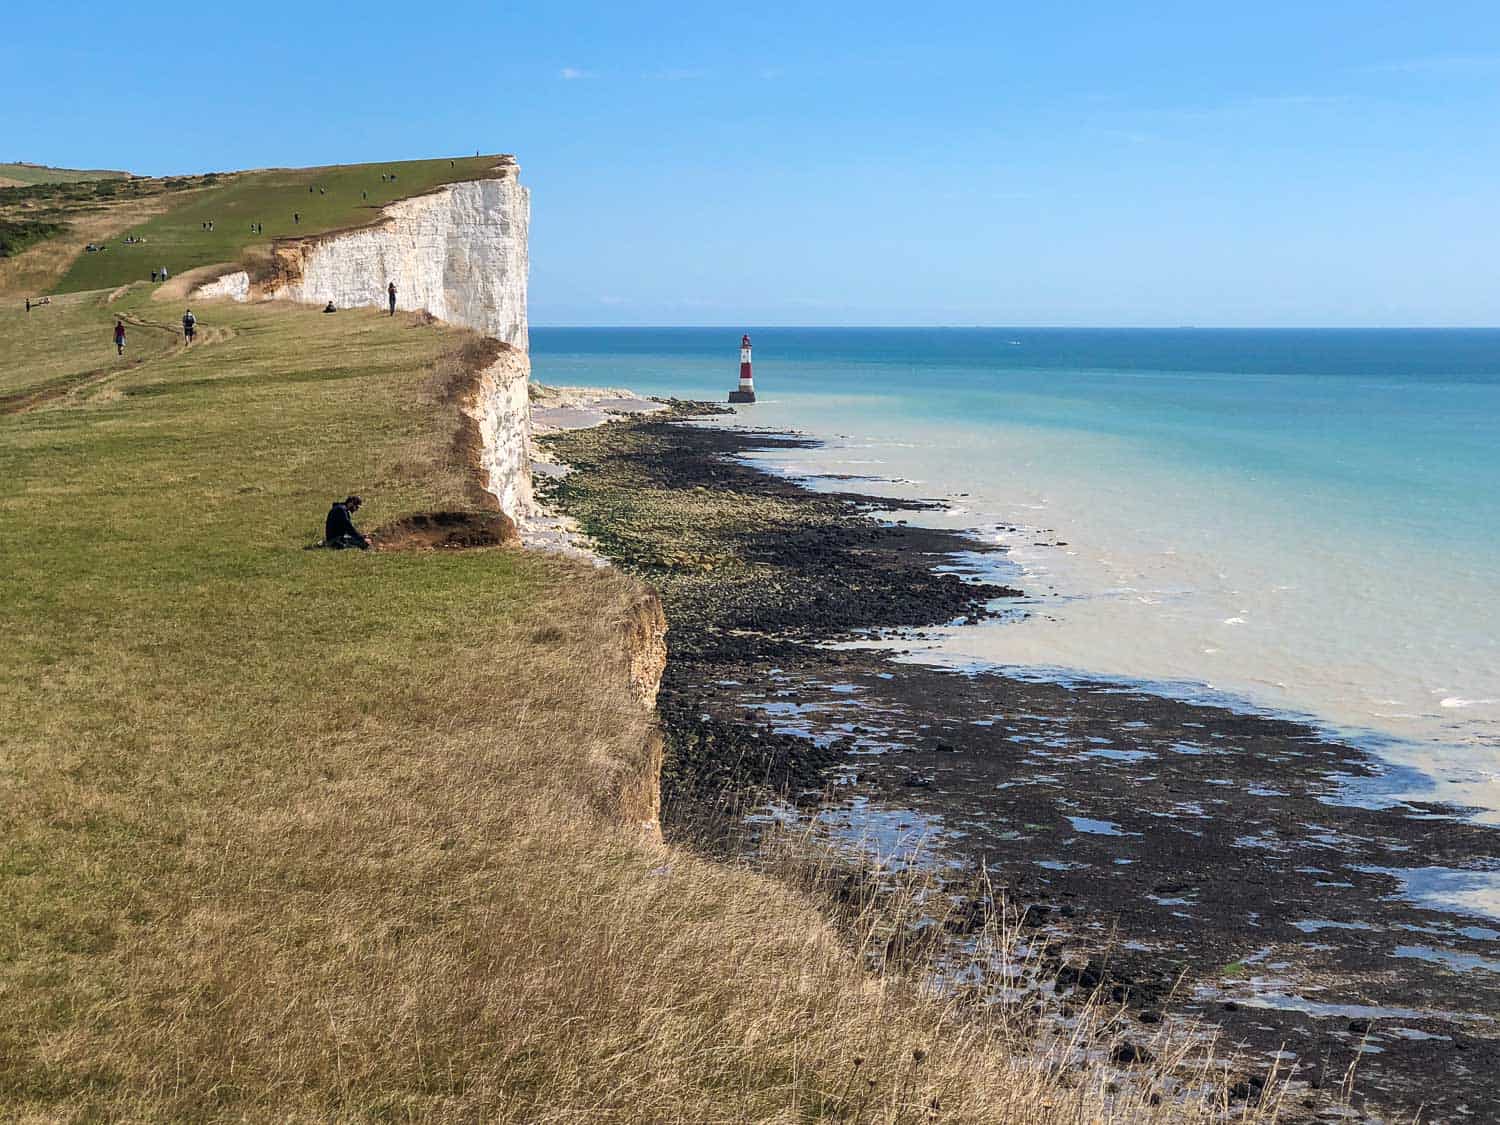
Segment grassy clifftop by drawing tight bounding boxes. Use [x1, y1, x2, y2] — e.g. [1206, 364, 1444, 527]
[0, 154, 509, 299]
[0, 162, 131, 187]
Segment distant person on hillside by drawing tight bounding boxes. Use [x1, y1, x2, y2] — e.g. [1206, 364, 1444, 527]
[324, 495, 369, 550]
[387, 281, 397, 316]
[113, 320, 126, 355]
[293, 212, 300, 224]
[151, 269, 158, 283]
[182, 309, 196, 344]
[160, 265, 169, 281]
[26, 298, 31, 313]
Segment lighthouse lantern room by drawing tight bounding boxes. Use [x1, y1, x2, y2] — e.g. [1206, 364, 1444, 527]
[728, 333, 756, 403]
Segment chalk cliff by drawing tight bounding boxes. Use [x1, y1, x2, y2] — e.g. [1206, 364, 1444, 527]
[192, 269, 250, 302]
[464, 345, 535, 517]
[266, 166, 529, 349]
[194, 161, 533, 518]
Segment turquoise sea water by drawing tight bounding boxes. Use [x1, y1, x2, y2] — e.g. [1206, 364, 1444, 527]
[531, 328, 1500, 819]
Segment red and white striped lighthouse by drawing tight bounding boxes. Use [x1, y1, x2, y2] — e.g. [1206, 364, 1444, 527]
[728, 333, 756, 403]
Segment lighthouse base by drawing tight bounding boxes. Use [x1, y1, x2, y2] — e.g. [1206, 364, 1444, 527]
[728, 389, 757, 403]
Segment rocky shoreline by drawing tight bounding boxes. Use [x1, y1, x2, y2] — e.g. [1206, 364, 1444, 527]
[538, 402, 1500, 1123]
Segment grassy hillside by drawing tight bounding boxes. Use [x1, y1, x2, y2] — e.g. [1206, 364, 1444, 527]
[0, 289, 1262, 1119]
[0, 162, 131, 187]
[0, 288, 177, 403]
[0, 177, 209, 299]
[54, 155, 506, 294]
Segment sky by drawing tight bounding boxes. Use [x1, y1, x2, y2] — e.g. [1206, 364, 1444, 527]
[4, 1, 1499, 326]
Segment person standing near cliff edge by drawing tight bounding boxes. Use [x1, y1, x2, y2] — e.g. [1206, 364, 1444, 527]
[387, 281, 397, 316]
[113, 320, 126, 355]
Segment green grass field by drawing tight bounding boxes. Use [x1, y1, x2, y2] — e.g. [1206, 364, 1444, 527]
[0, 162, 130, 186]
[54, 155, 506, 294]
[0, 288, 177, 401]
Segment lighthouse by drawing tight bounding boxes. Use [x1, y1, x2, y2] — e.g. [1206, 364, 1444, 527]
[728, 333, 756, 403]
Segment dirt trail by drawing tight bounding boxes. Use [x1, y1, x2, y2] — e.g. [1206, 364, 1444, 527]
[2, 296, 234, 415]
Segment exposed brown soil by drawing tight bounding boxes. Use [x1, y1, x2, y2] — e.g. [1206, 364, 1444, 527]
[150, 262, 239, 302]
[371, 510, 517, 551]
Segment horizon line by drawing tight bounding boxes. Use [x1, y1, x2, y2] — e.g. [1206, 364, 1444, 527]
[529, 323, 1500, 331]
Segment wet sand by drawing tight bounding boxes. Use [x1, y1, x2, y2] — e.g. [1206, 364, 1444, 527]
[539, 403, 1500, 1122]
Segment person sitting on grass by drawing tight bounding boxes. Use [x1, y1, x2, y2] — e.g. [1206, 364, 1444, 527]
[324, 495, 370, 550]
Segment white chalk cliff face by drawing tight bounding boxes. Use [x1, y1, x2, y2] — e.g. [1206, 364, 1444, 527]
[193, 270, 250, 301]
[467, 348, 535, 518]
[193, 165, 534, 519]
[269, 174, 530, 349]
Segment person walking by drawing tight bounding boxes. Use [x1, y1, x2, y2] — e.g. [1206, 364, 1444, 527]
[113, 320, 126, 355]
[160, 265, 168, 281]
[387, 281, 397, 316]
[182, 308, 197, 344]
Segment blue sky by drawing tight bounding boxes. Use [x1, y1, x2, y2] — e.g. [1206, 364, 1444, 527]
[4, 2, 1498, 325]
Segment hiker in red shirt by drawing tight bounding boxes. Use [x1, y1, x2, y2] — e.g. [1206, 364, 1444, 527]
[113, 320, 126, 355]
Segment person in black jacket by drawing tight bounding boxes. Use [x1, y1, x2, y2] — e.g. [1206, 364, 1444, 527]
[324, 495, 370, 549]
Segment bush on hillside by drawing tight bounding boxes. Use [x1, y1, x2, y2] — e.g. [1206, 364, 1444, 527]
[0, 218, 65, 258]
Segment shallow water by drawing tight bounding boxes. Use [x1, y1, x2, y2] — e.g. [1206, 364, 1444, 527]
[532, 327, 1500, 821]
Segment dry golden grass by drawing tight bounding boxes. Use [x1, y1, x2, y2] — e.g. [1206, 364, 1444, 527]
[1, 290, 1294, 1122]
[0, 194, 177, 299]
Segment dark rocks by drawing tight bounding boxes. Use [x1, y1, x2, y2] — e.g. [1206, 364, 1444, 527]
[538, 396, 1500, 1124]
[1229, 1074, 1266, 1103]
[1111, 1041, 1154, 1066]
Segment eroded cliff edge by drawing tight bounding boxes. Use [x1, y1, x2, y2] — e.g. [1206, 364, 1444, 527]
[197, 161, 534, 521]
[190, 160, 669, 837]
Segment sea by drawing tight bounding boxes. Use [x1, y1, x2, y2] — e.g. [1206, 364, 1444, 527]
[531, 328, 1500, 823]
